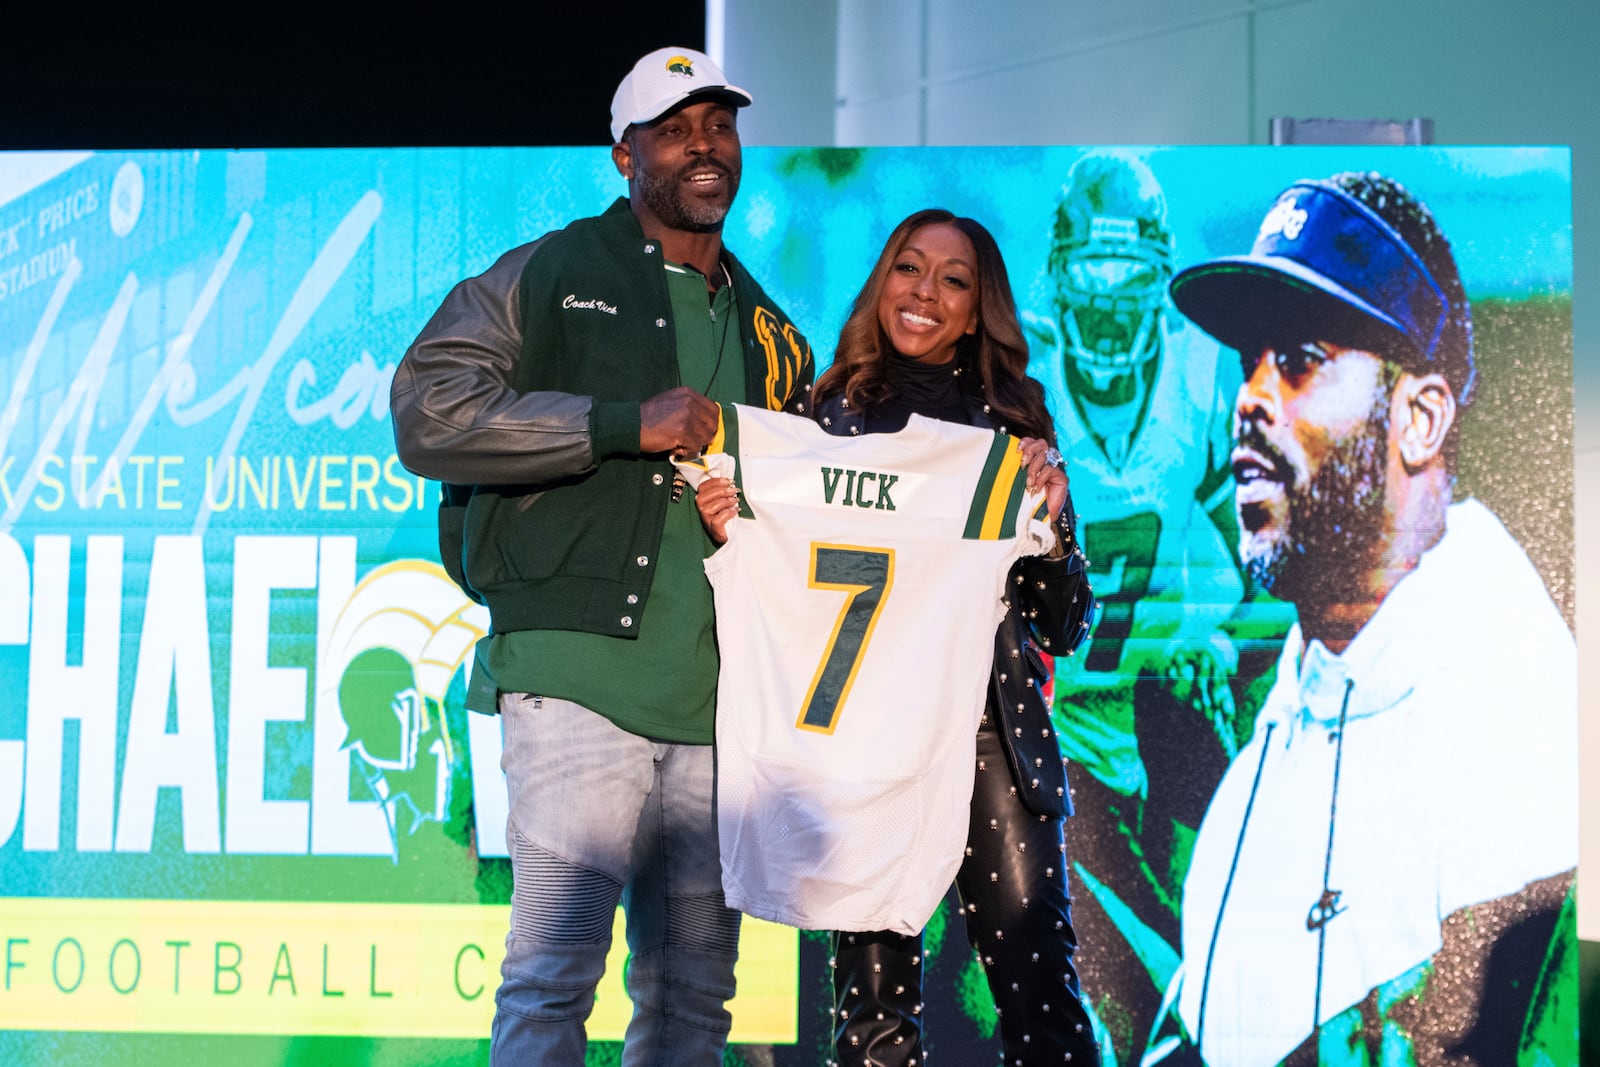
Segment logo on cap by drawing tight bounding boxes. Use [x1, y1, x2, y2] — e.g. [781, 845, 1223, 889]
[666, 55, 696, 77]
[1257, 193, 1309, 242]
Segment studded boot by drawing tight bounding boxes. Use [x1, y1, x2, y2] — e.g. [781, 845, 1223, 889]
[830, 928, 926, 1067]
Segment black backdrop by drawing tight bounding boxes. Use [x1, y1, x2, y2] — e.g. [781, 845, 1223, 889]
[1, 1, 706, 149]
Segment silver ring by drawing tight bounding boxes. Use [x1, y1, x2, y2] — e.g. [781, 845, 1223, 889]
[1043, 447, 1064, 468]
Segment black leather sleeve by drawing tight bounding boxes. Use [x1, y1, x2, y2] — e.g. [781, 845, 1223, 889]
[389, 236, 600, 487]
[1013, 489, 1096, 657]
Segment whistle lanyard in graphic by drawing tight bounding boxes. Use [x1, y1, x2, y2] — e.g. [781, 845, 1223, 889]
[1195, 676, 1357, 1047]
[1307, 679, 1355, 1029]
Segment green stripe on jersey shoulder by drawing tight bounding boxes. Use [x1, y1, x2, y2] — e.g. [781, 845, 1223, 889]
[962, 432, 1027, 540]
[991, 440, 1028, 540]
[717, 404, 754, 519]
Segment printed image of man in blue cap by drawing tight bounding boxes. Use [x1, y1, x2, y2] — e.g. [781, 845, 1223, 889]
[1148, 172, 1576, 1066]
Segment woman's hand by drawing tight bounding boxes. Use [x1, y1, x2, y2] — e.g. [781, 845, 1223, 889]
[1017, 437, 1068, 520]
[695, 476, 741, 544]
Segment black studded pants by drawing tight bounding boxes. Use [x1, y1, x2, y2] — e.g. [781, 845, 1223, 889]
[831, 700, 1101, 1066]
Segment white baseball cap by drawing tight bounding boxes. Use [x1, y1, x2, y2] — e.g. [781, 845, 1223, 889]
[609, 47, 752, 143]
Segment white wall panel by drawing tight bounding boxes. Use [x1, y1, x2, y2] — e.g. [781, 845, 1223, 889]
[920, 20, 1250, 144]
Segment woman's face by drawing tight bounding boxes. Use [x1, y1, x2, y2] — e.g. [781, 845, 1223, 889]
[877, 222, 979, 365]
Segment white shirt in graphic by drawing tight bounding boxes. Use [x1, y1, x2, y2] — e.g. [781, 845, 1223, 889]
[1176, 499, 1577, 1066]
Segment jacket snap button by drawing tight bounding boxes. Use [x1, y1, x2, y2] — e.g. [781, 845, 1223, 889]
[636, 555, 649, 566]
[620, 616, 633, 627]
[655, 318, 666, 328]
[627, 594, 639, 604]
[652, 473, 665, 485]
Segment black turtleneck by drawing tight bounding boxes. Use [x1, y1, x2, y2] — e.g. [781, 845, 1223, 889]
[864, 352, 970, 433]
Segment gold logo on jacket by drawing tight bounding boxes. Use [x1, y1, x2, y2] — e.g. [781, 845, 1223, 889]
[752, 306, 812, 410]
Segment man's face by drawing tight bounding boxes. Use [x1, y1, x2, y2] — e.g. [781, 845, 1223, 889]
[1231, 340, 1396, 601]
[620, 99, 742, 233]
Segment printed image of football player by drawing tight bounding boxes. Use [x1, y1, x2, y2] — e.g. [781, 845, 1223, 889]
[1023, 152, 1272, 1059]
[316, 560, 485, 868]
[1155, 171, 1576, 1066]
[337, 646, 456, 861]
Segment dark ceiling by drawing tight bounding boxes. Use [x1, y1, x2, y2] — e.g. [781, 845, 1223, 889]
[2, 2, 706, 148]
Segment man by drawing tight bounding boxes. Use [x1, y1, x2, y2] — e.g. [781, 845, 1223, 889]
[389, 46, 812, 1065]
[1163, 172, 1576, 1065]
[1024, 152, 1258, 1058]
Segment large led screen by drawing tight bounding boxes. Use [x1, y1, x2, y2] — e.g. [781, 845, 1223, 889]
[0, 145, 1574, 1066]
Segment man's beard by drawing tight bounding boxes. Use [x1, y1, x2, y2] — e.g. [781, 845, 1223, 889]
[1241, 385, 1391, 605]
[637, 160, 738, 232]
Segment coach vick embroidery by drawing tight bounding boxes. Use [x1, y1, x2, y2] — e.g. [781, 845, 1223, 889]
[561, 293, 619, 315]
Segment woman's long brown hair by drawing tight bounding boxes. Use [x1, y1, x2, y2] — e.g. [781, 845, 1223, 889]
[812, 208, 1056, 444]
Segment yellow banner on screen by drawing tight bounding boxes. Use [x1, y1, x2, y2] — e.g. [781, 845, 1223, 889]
[0, 898, 798, 1041]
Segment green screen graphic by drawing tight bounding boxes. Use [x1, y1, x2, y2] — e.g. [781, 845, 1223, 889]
[0, 146, 1574, 1066]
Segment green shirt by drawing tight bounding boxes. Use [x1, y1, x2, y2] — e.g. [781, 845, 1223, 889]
[472, 260, 744, 743]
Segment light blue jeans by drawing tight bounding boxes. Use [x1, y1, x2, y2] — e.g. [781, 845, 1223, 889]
[490, 693, 741, 1066]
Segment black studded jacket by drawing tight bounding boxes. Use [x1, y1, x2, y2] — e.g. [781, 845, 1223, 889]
[814, 389, 1095, 817]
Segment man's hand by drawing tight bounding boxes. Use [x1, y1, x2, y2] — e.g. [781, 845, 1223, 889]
[640, 387, 719, 457]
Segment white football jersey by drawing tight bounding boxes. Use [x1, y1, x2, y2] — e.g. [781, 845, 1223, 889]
[678, 403, 1055, 934]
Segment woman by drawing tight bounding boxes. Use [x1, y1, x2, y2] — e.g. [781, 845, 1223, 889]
[698, 209, 1101, 1066]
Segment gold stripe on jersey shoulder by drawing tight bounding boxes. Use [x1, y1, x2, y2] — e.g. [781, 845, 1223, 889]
[968, 433, 1026, 540]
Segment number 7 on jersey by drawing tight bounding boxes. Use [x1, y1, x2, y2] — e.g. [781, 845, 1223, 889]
[798, 543, 896, 734]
